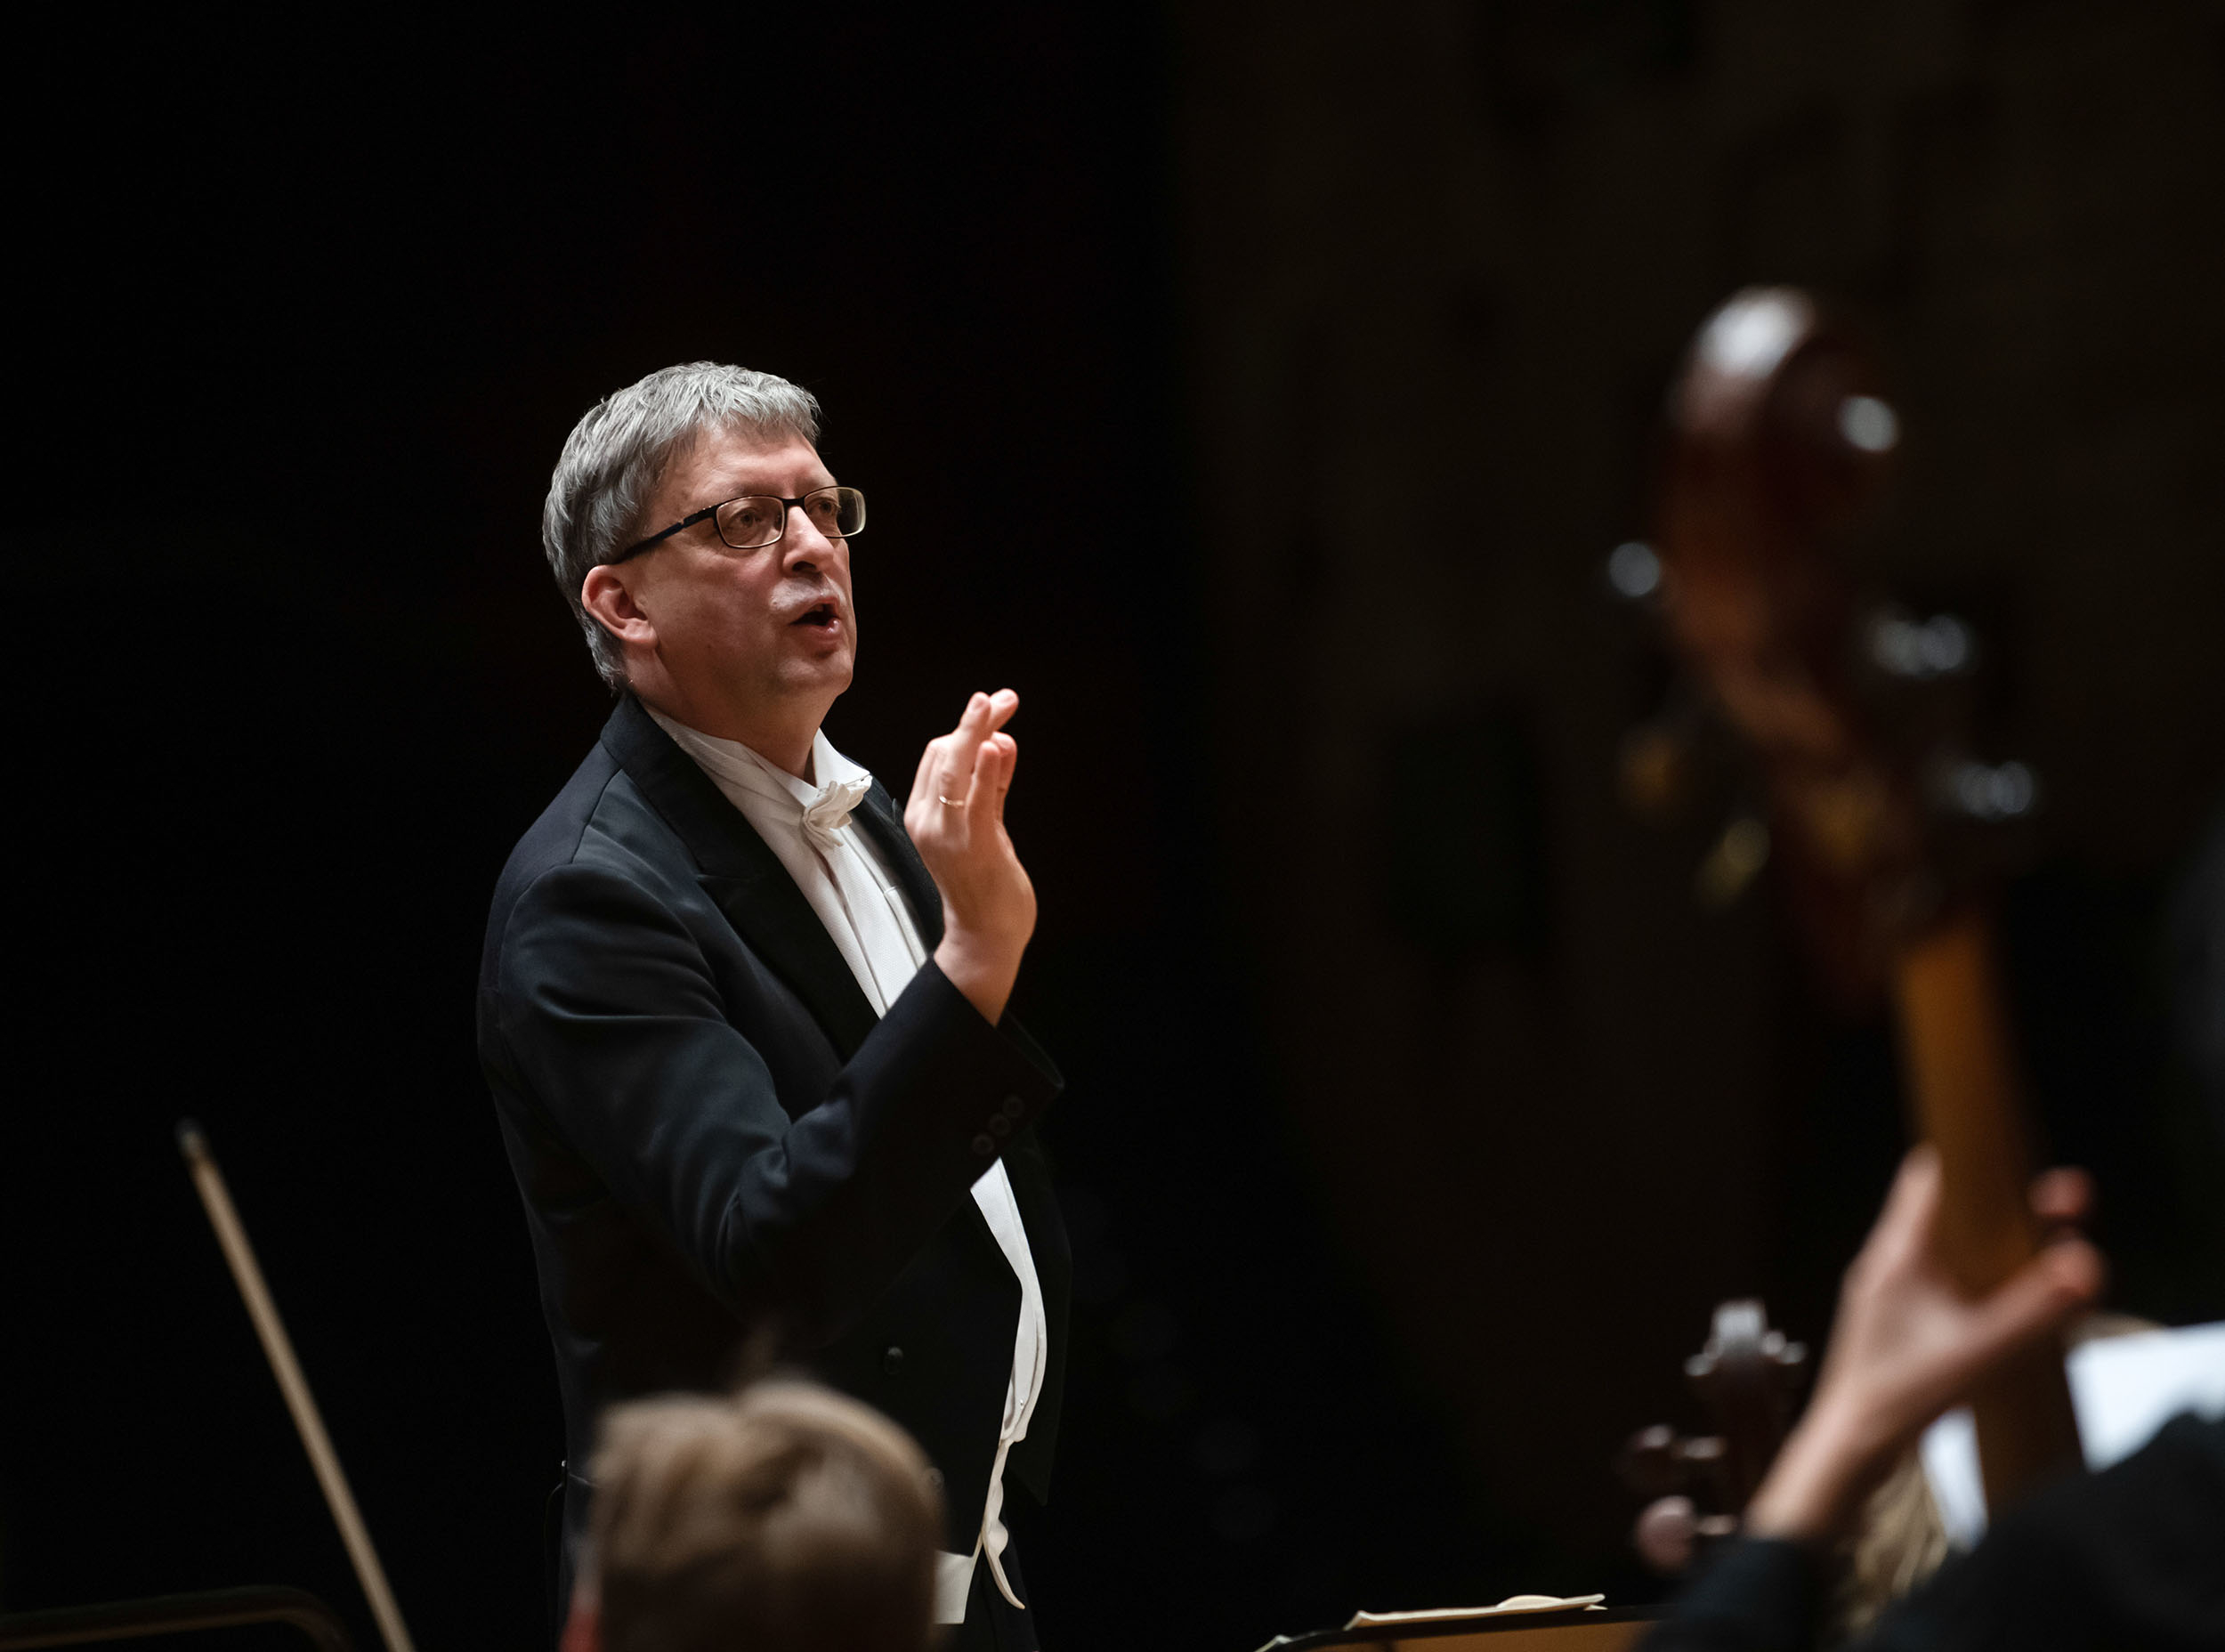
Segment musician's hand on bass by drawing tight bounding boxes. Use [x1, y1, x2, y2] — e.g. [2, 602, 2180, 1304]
[1744, 1147, 2103, 1545]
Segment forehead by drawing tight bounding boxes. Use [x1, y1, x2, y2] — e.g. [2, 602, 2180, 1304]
[659, 424, 830, 502]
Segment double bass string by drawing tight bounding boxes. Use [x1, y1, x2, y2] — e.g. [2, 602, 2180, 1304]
[177, 1120, 419, 1652]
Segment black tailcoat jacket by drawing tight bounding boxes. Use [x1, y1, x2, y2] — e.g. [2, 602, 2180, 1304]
[477, 694, 1069, 1569]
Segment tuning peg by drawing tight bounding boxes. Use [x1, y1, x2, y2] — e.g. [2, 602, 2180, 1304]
[1679, 1435, 1727, 1472]
[1687, 1300, 1807, 1389]
[1695, 816, 1770, 908]
[1620, 721, 1697, 820]
[1617, 1424, 1687, 1496]
[1632, 1495, 1744, 1576]
[1760, 1329, 1809, 1388]
[1693, 1299, 1766, 1367]
[1617, 1424, 1729, 1496]
[1865, 607, 1978, 680]
[1633, 1495, 1697, 1575]
[1837, 394, 1901, 454]
[1934, 758, 2039, 822]
[1606, 540, 1663, 601]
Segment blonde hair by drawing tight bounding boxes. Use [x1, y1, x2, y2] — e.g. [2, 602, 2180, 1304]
[1832, 1312, 2156, 1638]
[587, 1381, 942, 1652]
[1836, 1449, 1950, 1639]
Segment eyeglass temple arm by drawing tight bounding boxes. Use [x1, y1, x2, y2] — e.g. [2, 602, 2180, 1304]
[612, 504, 720, 563]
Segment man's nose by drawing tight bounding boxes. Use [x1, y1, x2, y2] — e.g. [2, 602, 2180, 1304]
[781, 511, 838, 570]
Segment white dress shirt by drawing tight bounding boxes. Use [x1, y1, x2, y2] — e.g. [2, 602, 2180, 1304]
[648, 709, 1046, 1624]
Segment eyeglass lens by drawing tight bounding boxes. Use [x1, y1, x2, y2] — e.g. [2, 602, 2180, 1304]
[714, 487, 866, 550]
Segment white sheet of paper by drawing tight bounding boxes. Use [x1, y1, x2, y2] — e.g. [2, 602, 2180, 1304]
[1920, 1320, 2225, 1549]
[1346, 1594, 1606, 1627]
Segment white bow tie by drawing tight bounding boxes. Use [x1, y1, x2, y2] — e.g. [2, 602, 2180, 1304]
[799, 773, 874, 853]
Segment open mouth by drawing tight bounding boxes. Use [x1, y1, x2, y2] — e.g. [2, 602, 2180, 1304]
[793, 601, 838, 630]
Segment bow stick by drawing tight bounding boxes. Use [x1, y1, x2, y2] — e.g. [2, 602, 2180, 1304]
[177, 1120, 418, 1652]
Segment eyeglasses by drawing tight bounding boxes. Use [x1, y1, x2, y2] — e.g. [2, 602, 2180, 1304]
[611, 485, 867, 563]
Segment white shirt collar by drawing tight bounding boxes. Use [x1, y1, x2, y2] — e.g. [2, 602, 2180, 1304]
[644, 710, 872, 814]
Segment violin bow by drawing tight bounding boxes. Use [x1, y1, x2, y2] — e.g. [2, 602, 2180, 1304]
[177, 1120, 419, 1652]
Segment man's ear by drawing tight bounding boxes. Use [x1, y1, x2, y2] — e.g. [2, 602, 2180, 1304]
[559, 1595, 601, 1652]
[581, 565, 654, 651]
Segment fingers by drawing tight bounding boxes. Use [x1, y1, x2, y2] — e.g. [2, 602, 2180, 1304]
[926, 691, 1020, 809]
[906, 692, 1024, 827]
[914, 695, 987, 809]
[1860, 1147, 1944, 1278]
[2040, 1236, 2108, 1308]
[965, 731, 1004, 822]
[2030, 1166, 2094, 1229]
[951, 689, 1018, 745]
[1956, 1236, 2106, 1381]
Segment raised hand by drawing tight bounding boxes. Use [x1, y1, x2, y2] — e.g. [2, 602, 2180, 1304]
[1744, 1147, 2103, 1544]
[904, 690, 1036, 1023]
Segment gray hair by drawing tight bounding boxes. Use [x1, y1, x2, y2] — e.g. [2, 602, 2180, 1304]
[542, 361, 823, 688]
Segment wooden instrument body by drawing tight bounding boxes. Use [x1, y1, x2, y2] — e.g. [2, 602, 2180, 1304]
[1893, 912, 2082, 1504]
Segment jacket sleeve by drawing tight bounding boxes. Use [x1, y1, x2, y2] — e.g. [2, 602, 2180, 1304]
[1638, 1539, 1825, 1652]
[1644, 1414, 2225, 1652]
[489, 856, 1061, 1346]
[1857, 1411, 2225, 1651]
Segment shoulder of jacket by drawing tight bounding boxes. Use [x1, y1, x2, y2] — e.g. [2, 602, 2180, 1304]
[489, 760, 698, 953]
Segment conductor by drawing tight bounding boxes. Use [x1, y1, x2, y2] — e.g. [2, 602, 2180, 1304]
[478, 362, 1068, 1649]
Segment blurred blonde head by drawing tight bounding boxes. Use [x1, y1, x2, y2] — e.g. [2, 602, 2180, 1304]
[569, 1381, 943, 1652]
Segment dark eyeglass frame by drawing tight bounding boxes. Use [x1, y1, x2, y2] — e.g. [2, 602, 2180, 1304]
[608, 485, 865, 563]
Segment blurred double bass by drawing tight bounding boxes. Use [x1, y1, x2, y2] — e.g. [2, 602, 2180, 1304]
[1626, 288, 2082, 1542]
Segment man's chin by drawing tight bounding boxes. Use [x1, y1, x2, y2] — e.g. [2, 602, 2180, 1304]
[780, 649, 854, 697]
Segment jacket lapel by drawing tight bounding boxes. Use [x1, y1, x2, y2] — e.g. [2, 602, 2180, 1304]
[999, 1124, 1071, 1501]
[603, 700, 1008, 1279]
[600, 695, 879, 1059]
[853, 784, 945, 948]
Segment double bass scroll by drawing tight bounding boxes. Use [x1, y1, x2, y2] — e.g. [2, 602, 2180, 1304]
[1644, 287, 2083, 1517]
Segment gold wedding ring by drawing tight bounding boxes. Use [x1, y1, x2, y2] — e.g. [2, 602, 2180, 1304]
[937, 795, 966, 807]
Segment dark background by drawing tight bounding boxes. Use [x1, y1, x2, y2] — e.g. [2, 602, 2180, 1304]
[7, 5, 2222, 1651]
